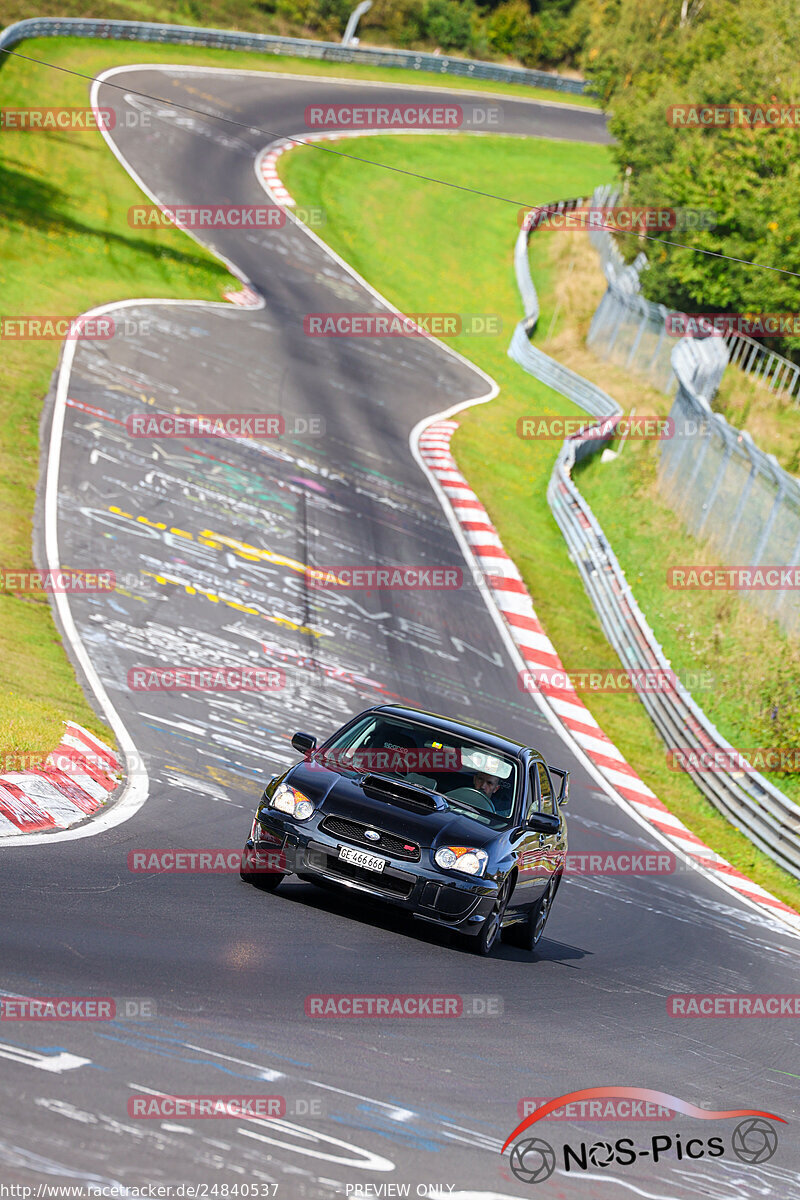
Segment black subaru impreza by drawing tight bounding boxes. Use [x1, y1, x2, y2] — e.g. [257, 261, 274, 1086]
[241, 704, 569, 955]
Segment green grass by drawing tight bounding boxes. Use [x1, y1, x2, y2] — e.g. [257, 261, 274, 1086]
[0, 40, 234, 761]
[712, 366, 800, 475]
[0, 0, 596, 102]
[1, 35, 599, 108]
[280, 132, 800, 910]
[528, 225, 800, 810]
[0, 33, 592, 770]
[575, 441, 800, 806]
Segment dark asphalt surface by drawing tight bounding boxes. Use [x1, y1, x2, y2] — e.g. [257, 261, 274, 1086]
[1, 66, 798, 1197]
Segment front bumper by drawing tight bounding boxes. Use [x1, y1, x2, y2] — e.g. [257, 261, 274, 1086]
[247, 813, 499, 934]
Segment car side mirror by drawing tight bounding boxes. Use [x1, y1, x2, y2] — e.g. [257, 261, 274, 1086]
[549, 766, 570, 807]
[526, 811, 560, 835]
[292, 731, 317, 755]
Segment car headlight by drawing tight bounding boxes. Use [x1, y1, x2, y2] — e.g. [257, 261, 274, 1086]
[270, 783, 315, 821]
[434, 845, 488, 877]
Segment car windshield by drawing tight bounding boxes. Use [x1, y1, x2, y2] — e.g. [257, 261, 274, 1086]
[317, 713, 519, 828]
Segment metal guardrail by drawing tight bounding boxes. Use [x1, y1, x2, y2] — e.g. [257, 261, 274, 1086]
[585, 186, 800, 638]
[4, 14, 795, 872]
[0, 16, 592, 94]
[587, 184, 800, 402]
[661, 348, 800, 640]
[723, 327, 800, 402]
[510, 201, 800, 881]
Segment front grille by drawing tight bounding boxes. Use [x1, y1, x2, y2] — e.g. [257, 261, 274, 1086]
[320, 815, 421, 861]
[320, 854, 415, 897]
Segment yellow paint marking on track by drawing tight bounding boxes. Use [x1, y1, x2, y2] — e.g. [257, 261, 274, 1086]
[140, 571, 324, 638]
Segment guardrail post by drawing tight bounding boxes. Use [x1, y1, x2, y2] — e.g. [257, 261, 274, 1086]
[520, 185, 800, 881]
[722, 456, 759, 555]
[770, 359, 789, 394]
[773, 524, 800, 623]
[695, 438, 733, 536]
[646, 306, 668, 375]
[604, 289, 626, 355]
[751, 474, 787, 565]
[790, 365, 800, 405]
[625, 305, 650, 368]
[342, 0, 372, 46]
[0, 16, 596, 91]
[677, 415, 714, 520]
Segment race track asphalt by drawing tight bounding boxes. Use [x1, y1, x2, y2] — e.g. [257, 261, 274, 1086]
[1, 66, 797, 1198]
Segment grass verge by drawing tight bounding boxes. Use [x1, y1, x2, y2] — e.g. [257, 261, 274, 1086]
[280, 131, 800, 909]
[712, 366, 800, 475]
[0, 40, 234, 761]
[0, 35, 594, 768]
[2, 36, 599, 108]
[535, 230, 800, 809]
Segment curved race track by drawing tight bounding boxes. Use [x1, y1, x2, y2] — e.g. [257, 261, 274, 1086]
[1, 65, 798, 1197]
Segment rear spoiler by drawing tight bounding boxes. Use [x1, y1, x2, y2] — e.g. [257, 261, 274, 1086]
[548, 766, 570, 806]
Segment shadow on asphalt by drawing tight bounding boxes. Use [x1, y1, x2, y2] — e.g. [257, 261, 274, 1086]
[242, 876, 591, 963]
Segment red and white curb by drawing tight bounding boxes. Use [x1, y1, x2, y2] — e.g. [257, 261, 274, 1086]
[223, 283, 260, 307]
[259, 139, 297, 207]
[257, 127, 467, 210]
[0, 723, 121, 837]
[418, 421, 800, 930]
[259, 131, 381, 207]
[261, 129, 800, 935]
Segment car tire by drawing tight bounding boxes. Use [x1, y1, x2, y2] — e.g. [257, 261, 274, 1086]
[471, 876, 512, 957]
[505, 873, 560, 952]
[240, 845, 285, 892]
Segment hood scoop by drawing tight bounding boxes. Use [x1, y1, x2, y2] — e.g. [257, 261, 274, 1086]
[360, 774, 446, 812]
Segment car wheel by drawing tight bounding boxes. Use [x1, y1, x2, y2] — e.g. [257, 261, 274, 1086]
[240, 845, 285, 892]
[471, 877, 511, 957]
[510, 873, 559, 952]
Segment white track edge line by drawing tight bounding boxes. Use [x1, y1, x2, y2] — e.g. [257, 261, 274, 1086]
[254, 126, 800, 938]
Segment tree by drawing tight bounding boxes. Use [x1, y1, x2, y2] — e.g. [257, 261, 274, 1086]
[582, 0, 800, 359]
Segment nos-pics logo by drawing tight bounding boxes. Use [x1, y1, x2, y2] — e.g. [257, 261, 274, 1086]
[503, 1088, 783, 1184]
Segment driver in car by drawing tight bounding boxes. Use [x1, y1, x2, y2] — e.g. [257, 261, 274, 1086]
[473, 771, 501, 802]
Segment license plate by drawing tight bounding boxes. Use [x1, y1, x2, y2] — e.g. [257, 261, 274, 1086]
[338, 845, 387, 872]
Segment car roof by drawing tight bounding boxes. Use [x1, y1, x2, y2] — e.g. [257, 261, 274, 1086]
[368, 704, 542, 762]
